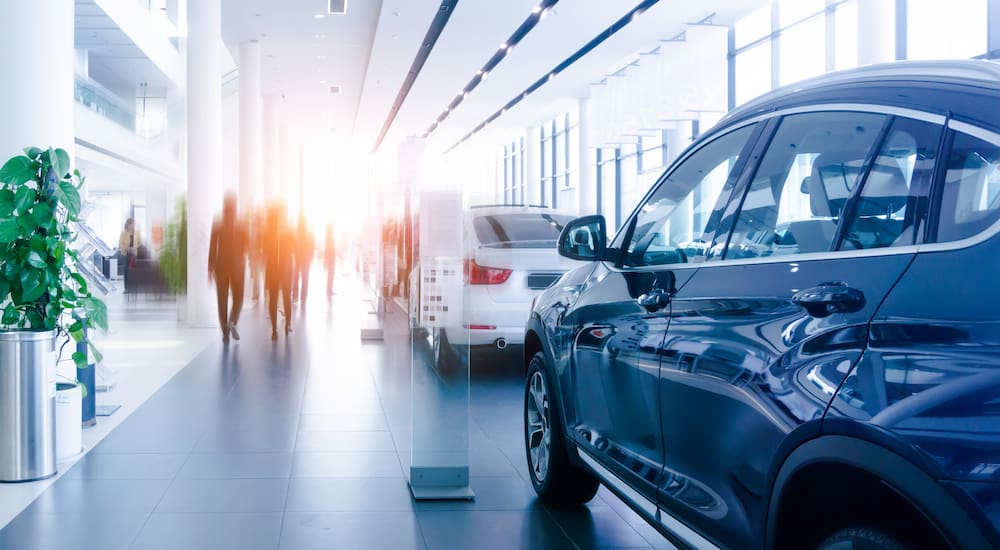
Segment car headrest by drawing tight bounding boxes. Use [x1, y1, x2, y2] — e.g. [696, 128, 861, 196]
[805, 154, 863, 217]
[855, 157, 909, 216]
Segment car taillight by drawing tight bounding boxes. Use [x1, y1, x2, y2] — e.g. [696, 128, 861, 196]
[464, 259, 512, 285]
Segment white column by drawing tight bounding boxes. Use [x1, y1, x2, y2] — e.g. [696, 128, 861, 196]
[0, 0, 73, 160]
[524, 127, 541, 206]
[279, 121, 290, 199]
[239, 41, 262, 208]
[664, 122, 692, 165]
[185, 0, 223, 328]
[263, 95, 281, 200]
[577, 97, 597, 216]
[858, 0, 896, 65]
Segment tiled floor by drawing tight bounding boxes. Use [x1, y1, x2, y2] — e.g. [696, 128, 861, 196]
[0, 273, 676, 550]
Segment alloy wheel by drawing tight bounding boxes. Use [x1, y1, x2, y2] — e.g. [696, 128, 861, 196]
[526, 370, 551, 482]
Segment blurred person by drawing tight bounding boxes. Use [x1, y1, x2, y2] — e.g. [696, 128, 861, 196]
[248, 207, 265, 301]
[264, 203, 294, 340]
[323, 222, 336, 299]
[208, 191, 248, 343]
[118, 217, 142, 291]
[293, 214, 314, 304]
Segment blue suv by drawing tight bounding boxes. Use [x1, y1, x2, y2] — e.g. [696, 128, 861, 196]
[523, 60, 1000, 549]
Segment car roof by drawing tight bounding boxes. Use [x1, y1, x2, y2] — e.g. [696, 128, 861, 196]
[718, 59, 1000, 131]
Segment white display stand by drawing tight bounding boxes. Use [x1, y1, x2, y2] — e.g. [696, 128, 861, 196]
[409, 190, 473, 500]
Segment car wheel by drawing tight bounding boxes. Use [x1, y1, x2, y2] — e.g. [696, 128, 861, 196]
[524, 351, 599, 507]
[817, 526, 910, 550]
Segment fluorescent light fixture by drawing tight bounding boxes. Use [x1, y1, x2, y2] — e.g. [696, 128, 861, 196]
[500, 42, 508, 50]
[313, 13, 325, 19]
[532, 5, 542, 13]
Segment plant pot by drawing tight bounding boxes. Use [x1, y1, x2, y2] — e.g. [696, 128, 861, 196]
[0, 330, 57, 482]
[55, 382, 82, 461]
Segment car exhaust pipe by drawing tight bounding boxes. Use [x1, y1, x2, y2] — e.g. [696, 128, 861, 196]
[495, 338, 508, 350]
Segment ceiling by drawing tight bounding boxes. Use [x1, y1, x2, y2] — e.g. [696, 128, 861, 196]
[219, 0, 769, 155]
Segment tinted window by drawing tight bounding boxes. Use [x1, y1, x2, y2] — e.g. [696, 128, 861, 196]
[935, 131, 1000, 242]
[472, 213, 574, 247]
[727, 111, 887, 259]
[621, 124, 757, 267]
[840, 118, 941, 250]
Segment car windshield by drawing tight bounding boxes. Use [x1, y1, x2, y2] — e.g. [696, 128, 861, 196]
[473, 213, 573, 248]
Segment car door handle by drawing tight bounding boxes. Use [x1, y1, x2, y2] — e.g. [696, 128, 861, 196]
[636, 288, 670, 312]
[792, 282, 866, 318]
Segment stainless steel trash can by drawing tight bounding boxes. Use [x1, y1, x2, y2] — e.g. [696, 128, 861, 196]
[0, 330, 57, 482]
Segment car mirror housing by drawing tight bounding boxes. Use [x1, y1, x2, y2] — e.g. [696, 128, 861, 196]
[558, 215, 609, 262]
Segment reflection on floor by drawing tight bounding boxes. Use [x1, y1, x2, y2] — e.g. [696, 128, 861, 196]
[0, 273, 676, 550]
[0, 291, 216, 530]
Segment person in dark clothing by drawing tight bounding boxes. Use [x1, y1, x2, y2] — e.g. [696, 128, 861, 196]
[208, 191, 248, 343]
[264, 203, 294, 340]
[293, 214, 314, 305]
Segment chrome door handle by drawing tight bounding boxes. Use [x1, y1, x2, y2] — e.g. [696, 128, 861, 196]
[637, 288, 670, 312]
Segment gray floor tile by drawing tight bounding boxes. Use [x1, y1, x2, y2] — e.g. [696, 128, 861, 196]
[62, 453, 188, 480]
[298, 413, 388, 431]
[129, 513, 282, 550]
[177, 453, 294, 479]
[416, 508, 576, 550]
[413, 476, 537, 511]
[193, 427, 298, 453]
[547, 504, 653, 549]
[293, 430, 397, 452]
[25, 478, 171, 516]
[291, 451, 403, 478]
[285, 478, 414, 512]
[279, 512, 426, 550]
[155, 479, 288, 513]
[0, 511, 148, 550]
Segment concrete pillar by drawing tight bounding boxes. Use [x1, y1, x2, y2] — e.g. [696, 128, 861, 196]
[263, 95, 281, 200]
[185, 0, 223, 328]
[524, 127, 541, 206]
[664, 122, 692, 165]
[577, 97, 597, 216]
[239, 41, 263, 207]
[0, 0, 74, 160]
[858, 0, 896, 65]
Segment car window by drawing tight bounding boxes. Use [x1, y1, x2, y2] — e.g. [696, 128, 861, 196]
[935, 130, 1000, 243]
[621, 124, 757, 268]
[472, 213, 574, 248]
[726, 111, 887, 259]
[840, 118, 941, 250]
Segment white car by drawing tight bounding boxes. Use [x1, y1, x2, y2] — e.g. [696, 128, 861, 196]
[454, 205, 579, 352]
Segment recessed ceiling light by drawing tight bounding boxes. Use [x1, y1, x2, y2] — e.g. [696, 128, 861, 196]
[499, 43, 508, 50]
[532, 6, 542, 14]
[315, 33, 326, 39]
[320, 80, 327, 84]
[316, 55, 326, 60]
[313, 14, 325, 19]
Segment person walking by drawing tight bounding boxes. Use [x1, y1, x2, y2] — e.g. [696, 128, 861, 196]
[323, 222, 336, 300]
[293, 214, 314, 305]
[264, 203, 294, 340]
[118, 217, 142, 292]
[208, 191, 248, 344]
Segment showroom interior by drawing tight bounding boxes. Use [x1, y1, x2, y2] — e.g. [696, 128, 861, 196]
[0, 0, 997, 549]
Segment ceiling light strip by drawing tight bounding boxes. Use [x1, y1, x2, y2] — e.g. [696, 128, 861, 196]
[371, 0, 460, 154]
[445, 0, 660, 153]
[423, 0, 560, 137]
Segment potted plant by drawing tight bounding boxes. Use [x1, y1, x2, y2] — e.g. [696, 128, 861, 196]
[0, 146, 107, 482]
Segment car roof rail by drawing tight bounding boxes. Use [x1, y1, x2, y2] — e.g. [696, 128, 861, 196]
[722, 59, 1000, 124]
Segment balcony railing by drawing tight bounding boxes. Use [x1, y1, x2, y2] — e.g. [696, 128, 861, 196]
[75, 76, 136, 131]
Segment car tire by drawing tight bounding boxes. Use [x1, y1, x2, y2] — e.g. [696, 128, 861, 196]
[817, 526, 911, 550]
[524, 351, 599, 507]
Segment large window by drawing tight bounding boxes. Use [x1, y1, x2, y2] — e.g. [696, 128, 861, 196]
[499, 138, 525, 205]
[778, 11, 825, 86]
[907, 0, 987, 60]
[540, 112, 578, 208]
[935, 130, 1000, 242]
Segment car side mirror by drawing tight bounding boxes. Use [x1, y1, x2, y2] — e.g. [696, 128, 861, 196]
[558, 215, 608, 261]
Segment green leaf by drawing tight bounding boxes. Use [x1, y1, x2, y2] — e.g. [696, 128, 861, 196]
[30, 202, 53, 226]
[52, 149, 71, 179]
[70, 272, 88, 294]
[22, 147, 41, 159]
[26, 250, 46, 268]
[0, 277, 9, 299]
[53, 179, 80, 219]
[0, 219, 18, 243]
[16, 214, 37, 233]
[18, 270, 44, 303]
[1, 303, 18, 326]
[0, 156, 34, 186]
[14, 186, 36, 214]
[25, 309, 42, 328]
[72, 351, 87, 370]
[84, 297, 108, 330]
[87, 341, 103, 364]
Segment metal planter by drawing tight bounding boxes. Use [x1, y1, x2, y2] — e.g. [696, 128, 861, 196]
[0, 329, 57, 482]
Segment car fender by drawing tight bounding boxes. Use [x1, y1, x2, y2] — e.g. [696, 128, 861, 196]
[764, 429, 997, 549]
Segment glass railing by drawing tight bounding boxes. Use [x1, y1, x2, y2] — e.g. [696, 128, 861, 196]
[74, 76, 136, 131]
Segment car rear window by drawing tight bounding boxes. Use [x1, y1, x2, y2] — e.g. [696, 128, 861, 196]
[472, 213, 573, 248]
